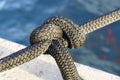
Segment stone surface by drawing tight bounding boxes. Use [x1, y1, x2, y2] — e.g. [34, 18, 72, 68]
[0, 38, 119, 80]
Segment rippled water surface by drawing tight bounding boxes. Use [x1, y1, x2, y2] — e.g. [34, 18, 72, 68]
[0, 0, 120, 75]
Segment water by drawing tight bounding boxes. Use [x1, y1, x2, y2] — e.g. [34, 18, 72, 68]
[0, 0, 120, 76]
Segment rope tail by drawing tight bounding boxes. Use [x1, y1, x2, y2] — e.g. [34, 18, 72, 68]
[79, 9, 120, 35]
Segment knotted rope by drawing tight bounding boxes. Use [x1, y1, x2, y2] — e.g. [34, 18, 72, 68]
[0, 9, 120, 80]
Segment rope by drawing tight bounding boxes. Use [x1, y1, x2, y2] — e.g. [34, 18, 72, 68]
[0, 9, 120, 80]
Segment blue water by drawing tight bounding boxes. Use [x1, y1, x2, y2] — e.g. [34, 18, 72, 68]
[0, 0, 120, 76]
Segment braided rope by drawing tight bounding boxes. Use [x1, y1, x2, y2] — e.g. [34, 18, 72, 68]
[0, 9, 120, 80]
[79, 9, 120, 35]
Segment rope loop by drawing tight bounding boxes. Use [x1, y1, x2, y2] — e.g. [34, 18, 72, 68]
[30, 16, 86, 49]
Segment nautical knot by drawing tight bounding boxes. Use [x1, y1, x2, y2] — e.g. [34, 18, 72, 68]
[0, 9, 120, 80]
[30, 16, 86, 80]
[30, 16, 86, 49]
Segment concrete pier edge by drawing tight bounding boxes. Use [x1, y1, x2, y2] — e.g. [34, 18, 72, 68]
[0, 38, 119, 80]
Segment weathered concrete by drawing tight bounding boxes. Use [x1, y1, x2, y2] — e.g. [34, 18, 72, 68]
[0, 38, 119, 80]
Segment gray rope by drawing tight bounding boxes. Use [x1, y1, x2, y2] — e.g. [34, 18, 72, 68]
[0, 8, 119, 80]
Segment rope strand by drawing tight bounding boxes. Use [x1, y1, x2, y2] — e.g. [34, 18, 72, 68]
[79, 9, 120, 35]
